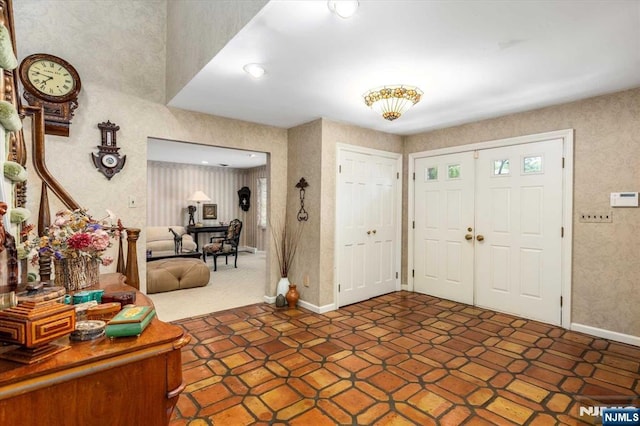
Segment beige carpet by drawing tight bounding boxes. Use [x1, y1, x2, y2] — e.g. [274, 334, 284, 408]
[148, 251, 266, 322]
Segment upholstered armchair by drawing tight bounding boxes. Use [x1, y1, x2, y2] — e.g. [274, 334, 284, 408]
[202, 219, 243, 271]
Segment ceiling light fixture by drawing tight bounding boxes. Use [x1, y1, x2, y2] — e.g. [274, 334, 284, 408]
[243, 63, 266, 79]
[363, 85, 423, 121]
[201, 160, 209, 164]
[327, 0, 359, 19]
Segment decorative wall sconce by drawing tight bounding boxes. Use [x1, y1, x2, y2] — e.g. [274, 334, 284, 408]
[238, 186, 251, 212]
[296, 177, 309, 221]
[91, 121, 126, 180]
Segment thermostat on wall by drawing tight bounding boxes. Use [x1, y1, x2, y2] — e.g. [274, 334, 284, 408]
[610, 192, 639, 207]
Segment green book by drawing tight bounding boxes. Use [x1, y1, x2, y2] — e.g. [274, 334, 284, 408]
[105, 305, 156, 338]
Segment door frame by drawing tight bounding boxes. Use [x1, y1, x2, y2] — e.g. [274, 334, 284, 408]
[408, 129, 574, 327]
[335, 143, 403, 308]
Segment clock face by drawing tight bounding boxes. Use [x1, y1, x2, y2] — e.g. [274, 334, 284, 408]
[27, 59, 76, 97]
[101, 154, 118, 168]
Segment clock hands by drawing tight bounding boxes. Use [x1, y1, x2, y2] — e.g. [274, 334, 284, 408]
[33, 70, 54, 89]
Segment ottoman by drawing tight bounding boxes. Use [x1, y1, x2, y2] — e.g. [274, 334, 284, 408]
[146, 258, 210, 294]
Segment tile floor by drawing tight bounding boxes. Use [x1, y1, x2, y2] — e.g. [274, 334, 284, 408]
[170, 291, 640, 425]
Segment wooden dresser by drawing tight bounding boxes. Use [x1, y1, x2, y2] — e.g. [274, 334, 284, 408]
[0, 274, 189, 425]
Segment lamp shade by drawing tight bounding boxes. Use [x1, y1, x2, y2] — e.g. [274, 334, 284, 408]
[363, 85, 422, 121]
[188, 190, 211, 202]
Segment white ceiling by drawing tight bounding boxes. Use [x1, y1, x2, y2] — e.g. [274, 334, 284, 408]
[169, 0, 640, 136]
[147, 138, 267, 169]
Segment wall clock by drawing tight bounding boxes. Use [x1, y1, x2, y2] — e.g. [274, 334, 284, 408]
[19, 53, 82, 136]
[91, 121, 125, 180]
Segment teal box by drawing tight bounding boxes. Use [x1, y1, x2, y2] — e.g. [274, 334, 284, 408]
[73, 291, 92, 304]
[87, 289, 104, 302]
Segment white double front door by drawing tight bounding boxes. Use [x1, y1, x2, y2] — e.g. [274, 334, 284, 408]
[414, 139, 564, 325]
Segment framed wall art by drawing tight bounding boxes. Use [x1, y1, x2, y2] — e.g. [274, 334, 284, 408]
[202, 204, 217, 220]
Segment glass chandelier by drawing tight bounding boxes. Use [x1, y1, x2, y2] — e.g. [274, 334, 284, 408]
[363, 85, 423, 121]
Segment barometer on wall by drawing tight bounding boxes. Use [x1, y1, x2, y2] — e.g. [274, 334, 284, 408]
[92, 120, 126, 180]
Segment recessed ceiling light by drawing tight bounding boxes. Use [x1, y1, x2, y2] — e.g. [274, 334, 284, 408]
[249, 154, 256, 158]
[201, 160, 209, 164]
[243, 63, 266, 79]
[328, 0, 359, 19]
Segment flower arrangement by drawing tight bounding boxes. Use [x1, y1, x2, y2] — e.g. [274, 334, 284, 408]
[270, 218, 304, 278]
[20, 209, 117, 266]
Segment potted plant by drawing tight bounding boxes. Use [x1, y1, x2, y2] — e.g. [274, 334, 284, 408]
[270, 218, 304, 298]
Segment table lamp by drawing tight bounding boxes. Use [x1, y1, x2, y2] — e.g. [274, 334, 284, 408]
[188, 190, 211, 227]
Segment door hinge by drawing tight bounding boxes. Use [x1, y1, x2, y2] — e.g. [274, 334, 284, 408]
[339, 165, 342, 173]
[412, 221, 415, 229]
[338, 284, 341, 292]
[562, 157, 565, 168]
[560, 296, 563, 307]
[561, 227, 564, 237]
[412, 269, 415, 278]
[397, 172, 400, 179]
[396, 272, 398, 279]
[413, 172, 415, 180]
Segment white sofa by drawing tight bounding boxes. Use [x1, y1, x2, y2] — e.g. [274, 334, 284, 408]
[146, 226, 197, 255]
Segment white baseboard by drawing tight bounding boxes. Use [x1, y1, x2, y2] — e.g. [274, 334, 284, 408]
[571, 323, 640, 347]
[263, 295, 335, 314]
[238, 246, 257, 253]
[298, 299, 336, 314]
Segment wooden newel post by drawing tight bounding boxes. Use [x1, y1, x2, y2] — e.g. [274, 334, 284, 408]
[37, 183, 51, 283]
[124, 228, 140, 290]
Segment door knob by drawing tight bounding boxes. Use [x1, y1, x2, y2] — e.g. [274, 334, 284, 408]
[367, 230, 371, 235]
[476, 235, 485, 241]
[465, 234, 473, 240]
[372, 230, 377, 234]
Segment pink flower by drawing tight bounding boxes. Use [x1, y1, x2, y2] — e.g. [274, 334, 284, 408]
[101, 256, 114, 266]
[91, 230, 110, 251]
[54, 216, 69, 226]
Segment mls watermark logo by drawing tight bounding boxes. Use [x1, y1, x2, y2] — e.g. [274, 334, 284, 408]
[578, 396, 640, 425]
[601, 408, 640, 425]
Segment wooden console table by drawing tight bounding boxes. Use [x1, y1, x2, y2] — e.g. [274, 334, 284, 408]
[0, 274, 190, 425]
[186, 224, 228, 250]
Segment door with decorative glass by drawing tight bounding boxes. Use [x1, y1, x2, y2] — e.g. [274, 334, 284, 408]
[414, 152, 475, 304]
[413, 139, 564, 325]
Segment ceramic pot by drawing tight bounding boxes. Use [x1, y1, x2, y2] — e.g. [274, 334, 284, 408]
[285, 284, 300, 308]
[276, 277, 289, 297]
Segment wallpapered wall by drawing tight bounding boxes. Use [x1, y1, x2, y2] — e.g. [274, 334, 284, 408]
[404, 88, 640, 337]
[243, 165, 268, 251]
[286, 119, 402, 308]
[15, 1, 288, 294]
[14, 0, 640, 339]
[147, 161, 267, 250]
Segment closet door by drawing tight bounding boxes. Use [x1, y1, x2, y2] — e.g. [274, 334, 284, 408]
[413, 152, 475, 305]
[337, 148, 399, 307]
